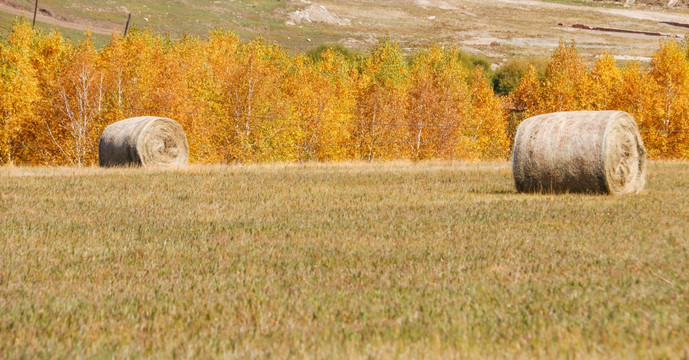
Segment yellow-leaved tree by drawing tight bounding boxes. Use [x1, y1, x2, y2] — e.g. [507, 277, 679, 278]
[43, 36, 103, 165]
[507, 40, 689, 159]
[354, 40, 409, 161]
[206, 35, 291, 163]
[407, 45, 471, 160]
[588, 53, 622, 111]
[5, 19, 689, 163]
[611, 62, 663, 156]
[466, 67, 510, 159]
[282, 50, 356, 161]
[28, 29, 70, 165]
[538, 41, 593, 113]
[0, 20, 40, 165]
[648, 41, 689, 158]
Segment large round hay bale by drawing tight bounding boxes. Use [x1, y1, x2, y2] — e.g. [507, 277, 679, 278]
[99, 116, 189, 167]
[512, 110, 646, 195]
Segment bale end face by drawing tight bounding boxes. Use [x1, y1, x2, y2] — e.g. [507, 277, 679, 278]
[98, 116, 189, 168]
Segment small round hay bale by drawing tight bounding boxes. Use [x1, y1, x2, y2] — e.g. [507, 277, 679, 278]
[512, 110, 646, 195]
[99, 116, 189, 167]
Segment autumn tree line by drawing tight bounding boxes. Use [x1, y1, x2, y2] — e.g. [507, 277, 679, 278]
[1, 20, 688, 165]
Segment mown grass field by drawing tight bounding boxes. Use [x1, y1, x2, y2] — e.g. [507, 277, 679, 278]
[1, 161, 688, 358]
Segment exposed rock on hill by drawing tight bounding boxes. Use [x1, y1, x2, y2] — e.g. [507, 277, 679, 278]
[287, 3, 351, 26]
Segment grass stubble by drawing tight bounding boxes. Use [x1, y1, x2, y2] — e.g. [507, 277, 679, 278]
[0, 161, 688, 358]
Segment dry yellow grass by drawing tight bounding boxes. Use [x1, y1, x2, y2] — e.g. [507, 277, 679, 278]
[1, 161, 688, 358]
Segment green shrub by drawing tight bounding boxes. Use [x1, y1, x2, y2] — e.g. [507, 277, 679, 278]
[457, 50, 494, 80]
[307, 44, 356, 63]
[493, 58, 546, 95]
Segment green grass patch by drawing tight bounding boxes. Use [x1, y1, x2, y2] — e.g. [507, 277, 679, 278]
[0, 12, 111, 46]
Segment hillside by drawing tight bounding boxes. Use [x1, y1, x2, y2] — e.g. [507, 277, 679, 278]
[1, 0, 688, 62]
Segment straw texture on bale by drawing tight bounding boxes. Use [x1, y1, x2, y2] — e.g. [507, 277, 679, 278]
[99, 116, 189, 167]
[512, 111, 646, 195]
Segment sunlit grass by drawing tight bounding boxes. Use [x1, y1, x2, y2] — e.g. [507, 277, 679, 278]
[1, 161, 688, 358]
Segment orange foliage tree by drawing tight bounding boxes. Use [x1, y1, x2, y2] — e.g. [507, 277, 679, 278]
[354, 40, 410, 161]
[10, 21, 689, 164]
[0, 22, 514, 166]
[509, 41, 689, 159]
[45, 37, 103, 165]
[282, 50, 356, 161]
[648, 42, 689, 158]
[0, 21, 40, 164]
[407, 45, 470, 160]
[467, 67, 510, 159]
[205, 35, 291, 163]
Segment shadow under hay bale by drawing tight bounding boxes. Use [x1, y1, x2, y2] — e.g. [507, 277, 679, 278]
[512, 111, 646, 195]
[99, 116, 189, 168]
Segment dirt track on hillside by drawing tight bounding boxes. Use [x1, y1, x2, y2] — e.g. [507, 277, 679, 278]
[0, 2, 116, 35]
[400, 0, 688, 60]
[492, 0, 689, 23]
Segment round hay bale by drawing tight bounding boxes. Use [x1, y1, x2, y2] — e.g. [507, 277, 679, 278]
[99, 116, 189, 167]
[512, 110, 646, 195]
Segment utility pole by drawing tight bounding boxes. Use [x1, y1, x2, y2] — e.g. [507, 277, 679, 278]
[124, 13, 131, 36]
[32, 0, 38, 27]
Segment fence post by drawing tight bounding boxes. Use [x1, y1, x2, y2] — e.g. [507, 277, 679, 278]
[32, 0, 38, 27]
[124, 13, 131, 36]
